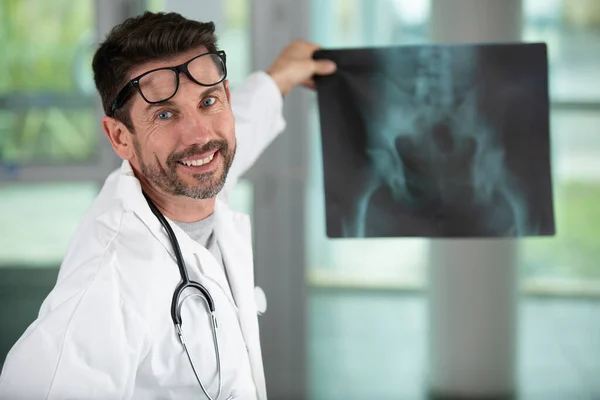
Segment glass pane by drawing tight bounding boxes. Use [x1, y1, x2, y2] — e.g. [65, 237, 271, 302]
[523, 0, 600, 101]
[0, 183, 99, 267]
[307, 0, 431, 288]
[311, 0, 430, 48]
[220, 0, 250, 87]
[228, 178, 254, 219]
[521, 109, 600, 284]
[309, 291, 426, 399]
[0, 0, 98, 165]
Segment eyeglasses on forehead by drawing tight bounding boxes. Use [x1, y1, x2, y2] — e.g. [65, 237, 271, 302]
[109, 50, 227, 116]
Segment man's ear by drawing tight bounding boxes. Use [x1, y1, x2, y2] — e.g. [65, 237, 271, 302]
[102, 116, 134, 160]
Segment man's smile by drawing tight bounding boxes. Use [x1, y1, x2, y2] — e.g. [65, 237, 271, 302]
[176, 150, 220, 172]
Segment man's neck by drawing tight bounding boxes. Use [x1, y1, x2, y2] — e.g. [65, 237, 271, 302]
[138, 177, 215, 223]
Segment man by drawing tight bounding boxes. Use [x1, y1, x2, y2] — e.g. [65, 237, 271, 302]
[0, 11, 335, 400]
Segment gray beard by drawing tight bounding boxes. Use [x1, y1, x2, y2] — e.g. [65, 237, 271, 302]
[134, 139, 236, 200]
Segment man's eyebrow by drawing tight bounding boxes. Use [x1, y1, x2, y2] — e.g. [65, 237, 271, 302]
[145, 100, 178, 113]
[143, 85, 225, 112]
[199, 84, 225, 99]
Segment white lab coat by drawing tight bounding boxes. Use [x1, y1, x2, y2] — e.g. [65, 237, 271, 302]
[0, 71, 286, 400]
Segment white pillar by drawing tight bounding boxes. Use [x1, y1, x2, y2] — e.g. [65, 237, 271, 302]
[427, 1, 522, 399]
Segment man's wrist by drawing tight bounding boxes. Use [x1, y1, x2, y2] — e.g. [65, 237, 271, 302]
[266, 69, 290, 97]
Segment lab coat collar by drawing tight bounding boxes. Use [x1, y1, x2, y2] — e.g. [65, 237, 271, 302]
[115, 160, 266, 399]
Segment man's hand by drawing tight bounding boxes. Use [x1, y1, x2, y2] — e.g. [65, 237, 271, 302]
[266, 40, 337, 96]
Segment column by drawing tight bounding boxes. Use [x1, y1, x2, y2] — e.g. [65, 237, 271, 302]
[427, 0, 523, 399]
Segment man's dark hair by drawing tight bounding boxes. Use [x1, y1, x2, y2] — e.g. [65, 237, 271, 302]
[92, 11, 218, 129]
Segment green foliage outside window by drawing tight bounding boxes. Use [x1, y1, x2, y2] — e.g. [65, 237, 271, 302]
[523, 181, 600, 280]
[0, 0, 94, 93]
[0, 0, 97, 164]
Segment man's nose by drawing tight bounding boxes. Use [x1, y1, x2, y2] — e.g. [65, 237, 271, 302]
[179, 110, 212, 146]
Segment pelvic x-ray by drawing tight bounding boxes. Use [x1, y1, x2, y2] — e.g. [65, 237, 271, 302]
[313, 43, 555, 238]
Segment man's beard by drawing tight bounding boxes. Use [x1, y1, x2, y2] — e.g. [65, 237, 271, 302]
[134, 138, 236, 199]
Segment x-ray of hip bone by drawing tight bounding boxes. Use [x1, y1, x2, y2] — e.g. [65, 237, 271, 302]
[313, 43, 555, 238]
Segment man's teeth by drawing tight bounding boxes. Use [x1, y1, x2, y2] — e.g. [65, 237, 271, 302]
[180, 153, 215, 167]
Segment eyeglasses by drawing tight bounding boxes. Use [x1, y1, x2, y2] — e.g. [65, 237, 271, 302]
[109, 51, 227, 116]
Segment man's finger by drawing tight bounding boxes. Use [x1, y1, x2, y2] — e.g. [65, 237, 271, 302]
[313, 59, 337, 75]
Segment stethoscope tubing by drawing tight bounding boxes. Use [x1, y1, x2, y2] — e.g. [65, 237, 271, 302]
[143, 191, 222, 400]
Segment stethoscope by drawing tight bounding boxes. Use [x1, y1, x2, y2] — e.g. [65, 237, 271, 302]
[143, 191, 223, 400]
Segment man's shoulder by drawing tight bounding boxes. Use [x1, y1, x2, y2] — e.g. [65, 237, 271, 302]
[60, 203, 174, 293]
[39, 207, 163, 334]
[60, 162, 151, 275]
[59, 204, 159, 281]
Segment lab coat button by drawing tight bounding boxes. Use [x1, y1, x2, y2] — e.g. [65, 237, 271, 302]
[254, 286, 267, 315]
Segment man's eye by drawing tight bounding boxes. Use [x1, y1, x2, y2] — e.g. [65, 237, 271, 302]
[157, 111, 173, 120]
[202, 97, 216, 107]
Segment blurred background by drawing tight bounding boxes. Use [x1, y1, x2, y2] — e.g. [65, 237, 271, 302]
[0, 0, 599, 399]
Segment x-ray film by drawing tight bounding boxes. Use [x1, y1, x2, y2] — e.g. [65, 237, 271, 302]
[313, 43, 555, 238]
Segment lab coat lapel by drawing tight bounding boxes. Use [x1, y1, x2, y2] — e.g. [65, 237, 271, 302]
[214, 200, 267, 400]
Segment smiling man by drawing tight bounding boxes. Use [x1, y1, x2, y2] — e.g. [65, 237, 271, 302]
[106, 48, 239, 222]
[0, 11, 335, 400]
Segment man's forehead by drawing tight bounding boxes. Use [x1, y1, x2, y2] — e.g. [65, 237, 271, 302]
[127, 46, 209, 80]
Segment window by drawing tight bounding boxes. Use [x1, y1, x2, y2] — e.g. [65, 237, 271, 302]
[0, 182, 99, 267]
[524, 0, 600, 102]
[0, 0, 111, 269]
[521, 0, 600, 291]
[0, 0, 98, 165]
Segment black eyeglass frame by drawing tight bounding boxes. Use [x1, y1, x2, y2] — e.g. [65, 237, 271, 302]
[109, 50, 227, 116]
